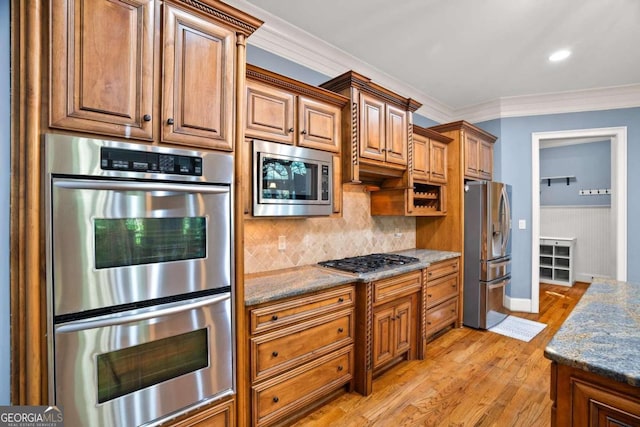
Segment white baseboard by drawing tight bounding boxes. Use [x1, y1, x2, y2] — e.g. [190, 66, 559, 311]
[504, 295, 535, 313]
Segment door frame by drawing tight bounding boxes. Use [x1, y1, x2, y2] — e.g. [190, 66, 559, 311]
[531, 127, 627, 313]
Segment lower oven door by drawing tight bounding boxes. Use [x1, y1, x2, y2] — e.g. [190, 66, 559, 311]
[481, 275, 510, 329]
[53, 293, 232, 427]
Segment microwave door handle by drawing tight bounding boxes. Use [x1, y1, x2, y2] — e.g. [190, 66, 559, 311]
[55, 293, 230, 334]
[54, 179, 230, 195]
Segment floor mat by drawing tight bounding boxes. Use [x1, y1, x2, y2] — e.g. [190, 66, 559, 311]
[488, 315, 547, 342]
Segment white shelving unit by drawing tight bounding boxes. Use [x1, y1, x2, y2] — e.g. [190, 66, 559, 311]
[540, 237, 576, 286]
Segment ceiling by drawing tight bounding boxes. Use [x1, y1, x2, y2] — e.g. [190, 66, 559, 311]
[226, 0, 640, 117]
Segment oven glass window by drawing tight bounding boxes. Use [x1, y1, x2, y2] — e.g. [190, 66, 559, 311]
[94, 217, 206, 269]
[261, 157, 318, 200]
[96, 328, 209, 403]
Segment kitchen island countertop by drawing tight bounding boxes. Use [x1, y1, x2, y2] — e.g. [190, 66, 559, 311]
[544, 278, 640, 387]
[245, 249, 460, 306]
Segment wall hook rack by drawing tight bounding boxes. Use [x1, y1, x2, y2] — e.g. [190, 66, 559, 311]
[540, 175, 576, 186]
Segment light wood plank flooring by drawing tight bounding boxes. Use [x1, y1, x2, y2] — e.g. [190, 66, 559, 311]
[291, 282, 589, 427]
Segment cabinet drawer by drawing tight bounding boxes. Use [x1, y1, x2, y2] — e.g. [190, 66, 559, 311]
[426, 258, 459, 282]
[425, 274, 458, 309]
[425, 298, 458, 334]
[249, 285, 355, 334]
[252, 347, 353, 427]
[251, 310, 353, 382]
[373, 271, 422, 305]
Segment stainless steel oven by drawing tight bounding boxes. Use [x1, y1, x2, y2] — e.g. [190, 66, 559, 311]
[45, 134, 235, 426]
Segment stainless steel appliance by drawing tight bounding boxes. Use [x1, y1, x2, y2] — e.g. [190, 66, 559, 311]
[318, 253, 419, 274]
[45, 134, 235, 426]
[463, 181, 512, 329]
[253, 139, 333, 216]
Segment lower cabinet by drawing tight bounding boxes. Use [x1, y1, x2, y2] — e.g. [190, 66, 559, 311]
[421, 257, 460, 354]
[167, 397, 234, 427]
[247, 285, 355, 427]
[355, 270, 421, 395]
[550, 362, 640, 427]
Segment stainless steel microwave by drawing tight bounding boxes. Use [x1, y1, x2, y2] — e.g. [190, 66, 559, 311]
[253, 139, 333, 216]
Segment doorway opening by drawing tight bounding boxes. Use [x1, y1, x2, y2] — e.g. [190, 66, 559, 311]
[530, 127, 627, 313]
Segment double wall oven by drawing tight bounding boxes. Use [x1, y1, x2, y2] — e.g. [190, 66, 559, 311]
[45, 134, 235, 426]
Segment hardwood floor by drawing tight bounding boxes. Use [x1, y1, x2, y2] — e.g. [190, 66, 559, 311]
[291, 282, 589, 427]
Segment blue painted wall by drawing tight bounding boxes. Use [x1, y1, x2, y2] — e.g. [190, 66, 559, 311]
[1, 0, 10, 405]
[540, 141, 611, 206]
[478, 107, 640, 299]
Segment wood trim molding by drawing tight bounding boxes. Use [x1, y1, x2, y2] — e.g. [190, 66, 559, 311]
[173, 0, 263, 36]
[11, 0, 46, 404]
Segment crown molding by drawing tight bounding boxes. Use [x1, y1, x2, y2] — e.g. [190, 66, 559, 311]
[226, 0, 640, 124]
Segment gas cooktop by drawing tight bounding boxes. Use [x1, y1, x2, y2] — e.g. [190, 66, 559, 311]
[318, 253, 420, 274]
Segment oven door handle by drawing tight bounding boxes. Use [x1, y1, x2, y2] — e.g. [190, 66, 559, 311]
[55, 293, 230, 333]
[487, 277, 510, 291]
[54, 179, 230, 194]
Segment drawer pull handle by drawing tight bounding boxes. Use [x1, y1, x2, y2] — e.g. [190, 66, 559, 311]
[272, 351, 278, 357]
[338, 297, 344, 302]
[273, 396, 279, 403]
[338, 327, 344, 333]
[337, 365, 344, 371]
[271, 315, 278, 321]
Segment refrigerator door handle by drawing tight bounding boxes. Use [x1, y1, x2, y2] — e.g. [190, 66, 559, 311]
[500, 185, 511, 256]
[487, 277, 510, 290]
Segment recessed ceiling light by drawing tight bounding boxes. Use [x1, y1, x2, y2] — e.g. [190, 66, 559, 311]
[549, 49, 571, 62]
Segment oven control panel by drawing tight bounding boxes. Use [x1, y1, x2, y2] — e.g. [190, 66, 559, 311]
[101, 147, 202, 176]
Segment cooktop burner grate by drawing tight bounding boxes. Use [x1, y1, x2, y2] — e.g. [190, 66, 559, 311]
[318, 253, 420, 274]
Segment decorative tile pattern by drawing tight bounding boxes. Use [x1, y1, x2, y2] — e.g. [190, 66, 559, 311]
[244, 184, 416, 273]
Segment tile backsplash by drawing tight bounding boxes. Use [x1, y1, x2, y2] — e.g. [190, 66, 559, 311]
[244, 184, 416, 274]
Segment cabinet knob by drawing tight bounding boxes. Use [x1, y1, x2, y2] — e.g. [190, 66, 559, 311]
[167, 118, 174, 125]
[427, 294, 432, 298]
[338, 297, 344, 303]
[428, 272, 433, 276]
[143, 114, 151, 122]
[273, 396, 279, 403]
[272, 351, 278, 357]
[451, 309, 455, 313]
[271, 314, 278, 321]
[288, 127, 294, 133]
[337, 365, 344, 371]
[427, 321, 432, 325]
[338, 327, 344, 333]
[396, 315, 401, 319]
[301, 130, 307, 135]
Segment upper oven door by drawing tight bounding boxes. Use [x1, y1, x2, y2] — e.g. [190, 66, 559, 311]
[51, 178, 231, 316]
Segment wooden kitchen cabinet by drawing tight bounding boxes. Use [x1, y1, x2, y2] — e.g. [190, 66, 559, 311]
[420, 257, 460, 355]
[166, 397, 235, 427]
[320, 70, 421, 183]
[245, 65, 345, 152]
[246, 285, 355, 427]
[550, 362, 640, 427]
[370, 125, 452, 217]
[50, 0, 261, 151]
[355, 271, 421, 395]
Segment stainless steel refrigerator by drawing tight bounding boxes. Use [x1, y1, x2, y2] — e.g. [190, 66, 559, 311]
[463, 181, 512, 329]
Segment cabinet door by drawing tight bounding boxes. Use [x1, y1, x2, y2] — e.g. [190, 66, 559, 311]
[412, 133, 429, 180]
[429, 140, 448, 184]
[50, 0, 155, 139]
[479, 140, 493, 180]
[372, 305, 394, 369]
[394, 299, 412, 356]
[246, 81, 295, 145]
[359, 93, 386, 162]
[385, 105, 408, 165]
[162, 3, 234, 150]
[464, 133, 480, 179]
[298, 96, 341, 153]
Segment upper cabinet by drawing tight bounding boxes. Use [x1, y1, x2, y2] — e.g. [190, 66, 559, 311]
[49, 0, 262, 150]
[245, 65, 346, 153]
[320, 71, 421, 183]
[429, 121, 497, 181]
[412, 126, 450, 185]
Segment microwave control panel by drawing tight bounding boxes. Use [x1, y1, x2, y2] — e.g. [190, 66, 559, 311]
[100, 147, 202, 176]
[321, 164, 329, 200]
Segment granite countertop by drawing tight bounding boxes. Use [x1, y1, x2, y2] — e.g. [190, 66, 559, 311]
[244, 249, 460, 306]
[544, 278, 640, 387]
